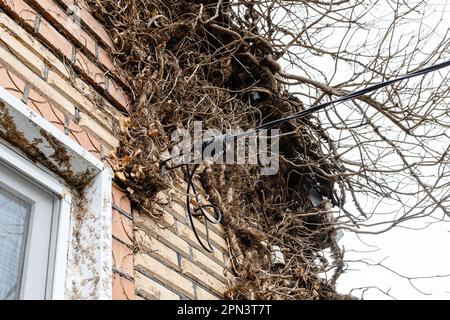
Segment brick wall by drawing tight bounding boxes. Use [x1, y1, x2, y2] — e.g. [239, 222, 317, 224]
[0, 0, 230, 300]
[134, 178, 232, 300]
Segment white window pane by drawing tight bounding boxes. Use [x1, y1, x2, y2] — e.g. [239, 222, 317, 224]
[0, 186, 31, 300]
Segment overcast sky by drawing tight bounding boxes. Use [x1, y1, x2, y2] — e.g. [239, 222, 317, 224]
[337, 1, 450, 299]
[280, 0, 450, 299]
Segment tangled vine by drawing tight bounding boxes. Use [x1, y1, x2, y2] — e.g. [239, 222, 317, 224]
[86, 0, 450, 299]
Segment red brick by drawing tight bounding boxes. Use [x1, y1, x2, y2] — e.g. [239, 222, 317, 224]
[0, 65, 26, 101]
[0, 0, 36, 28]
[27, 0, 96, 57]
[27, 88, 66, 133]
[27, 86, 49, 110]
[37, 18, 74, 60]
[112, 183, 132, 213]
[0, 0, 73, 62]
[59, 0, 115, 49]
[31, 0, 117, 77]
[2, 0, 118, 92]
[97, 48, 129, 90]
[68, 120, 101, 158]
[112, 238, 134, 277]
[106, 77, 130, 112]
[97, 46, 114, 71]
[75, 51, 105, 88]
[3, 0, 126, 114]
[72, 132, 101, 158]
[112, 272, 135, 300]
[113, 209, 134, 246]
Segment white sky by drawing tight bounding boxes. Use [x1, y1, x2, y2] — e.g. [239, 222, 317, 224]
[337, 218, 450, 299]
[338, 1, 450, 300]
[278, 0, 450, 299]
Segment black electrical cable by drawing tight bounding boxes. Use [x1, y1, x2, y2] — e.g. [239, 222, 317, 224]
[162, 58, 450, 166]
[251, 58, 450, 132]
[160, 59, 450, 252]
[185, 164, 222, 253]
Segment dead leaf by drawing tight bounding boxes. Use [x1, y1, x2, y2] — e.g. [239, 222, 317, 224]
[134, 148, 142, 157]
[122, 155, 131, 166]
[149, 129, 159, 138]
[115, 171, 127, 182]
[119, 118, 131, 133]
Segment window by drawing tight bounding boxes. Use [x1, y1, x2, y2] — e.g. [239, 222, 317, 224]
[0, 162, 57, 299]
[0, 185, 31, 300]
[0, 144, 69, 299]
[0, 85, 112, 300]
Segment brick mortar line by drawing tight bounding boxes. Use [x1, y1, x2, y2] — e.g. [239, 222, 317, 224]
[194, 281, 224, 300]
[54, 0, 115, 50]
[136, 257, 224, 300]
[0, 22, 121, 146]
[0, 7, 122, 123]
[56, 2, 130, 93]
[134, 268, 190, 300]
[165, 203, 225, 241]
[135, 247, 229, 294]
[187, 253, 229, 285]
[113, 268, 134, 282]
[0, 4, 129, 116]
[112, 235, 133, 250]
[0, 44, 121, 154]
[177, 223, 228, 258]
[135, 293, 147, 300]
[112, 204, 134, 220]
[192, 283, 198, 300]
[136, 219, 225, 267]
[168, 193, 226, 238]
[178, 256, 229, 295]
[2, 1, 130, 112]
[134, 244, 176, 270]
[26, 0, 105, 70]
[161, 205, 227, 256]
[136, 241, 229, 288]
[136, 249, 181, 275]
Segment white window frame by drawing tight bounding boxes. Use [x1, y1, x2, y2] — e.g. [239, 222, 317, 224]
[0, 143, 71, 299]
[0, 86, 112, 300]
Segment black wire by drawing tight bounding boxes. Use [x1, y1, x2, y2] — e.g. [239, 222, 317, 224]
[185, 164, 222, 253]
[161, 58, 450, 166]
[161, 58, 450, 252]
[252, 58, 450, 131]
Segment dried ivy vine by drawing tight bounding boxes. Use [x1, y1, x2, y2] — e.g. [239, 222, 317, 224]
[86, 0, 354, 300]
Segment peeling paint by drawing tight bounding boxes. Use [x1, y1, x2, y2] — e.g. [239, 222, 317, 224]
[0, 101, 95, 189]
